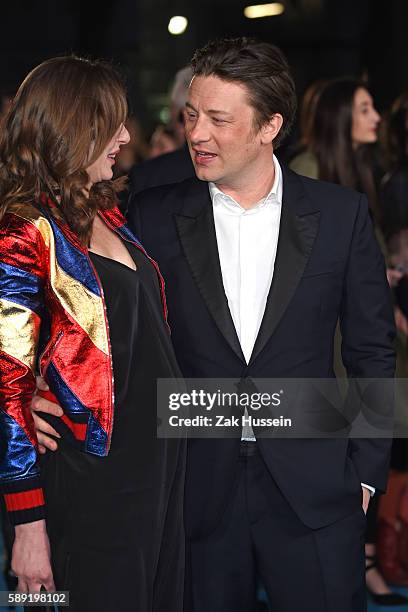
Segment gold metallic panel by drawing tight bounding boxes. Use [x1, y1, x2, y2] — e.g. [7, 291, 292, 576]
[15, 210, 109, 355]
[0, 298, 40, 372]
[51, 264, 109, 355]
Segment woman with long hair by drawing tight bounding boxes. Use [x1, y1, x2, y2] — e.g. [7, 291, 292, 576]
[0, 57, 185, 611]
[290, 78, 381, 223]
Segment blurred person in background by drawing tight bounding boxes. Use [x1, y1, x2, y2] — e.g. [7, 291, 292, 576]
[374, 93, 408, 592]
[113, 115, 148, 177]
[288, 79, 327, 177]
[148, 123, 178, 158]
[170, 65, 194, 148]
[381, 92, 408, 238]
[128, 66, 194, 200]
[381, 93, 408, 333]
[290, 77, 408, 605]
[113, 115, 148, 212]
[290, 78, 381, 223]
[0, 56, 185, 611]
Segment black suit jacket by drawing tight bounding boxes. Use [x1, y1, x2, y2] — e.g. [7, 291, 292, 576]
[128, 166, 396, 538]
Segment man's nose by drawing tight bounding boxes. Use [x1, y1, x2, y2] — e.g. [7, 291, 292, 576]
[188, 117, 210, 144]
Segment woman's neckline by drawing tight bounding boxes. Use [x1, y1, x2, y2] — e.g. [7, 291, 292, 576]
[88, 250, 138, 273]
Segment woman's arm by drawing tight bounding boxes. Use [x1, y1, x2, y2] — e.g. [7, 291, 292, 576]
[13, 521, 55, 592]
[0, 210, 55, 590]
[0, 211, 48, 524]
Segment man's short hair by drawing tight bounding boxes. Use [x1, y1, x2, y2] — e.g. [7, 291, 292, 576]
[190, 37, 296, 147]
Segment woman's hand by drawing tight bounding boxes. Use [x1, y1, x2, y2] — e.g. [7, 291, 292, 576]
[31, 377, 62, 454]
[12, 520, 55, 592]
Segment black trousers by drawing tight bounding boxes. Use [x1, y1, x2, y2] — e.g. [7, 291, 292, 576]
[185, 444, 366, 612]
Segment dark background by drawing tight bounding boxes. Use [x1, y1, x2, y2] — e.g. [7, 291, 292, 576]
[1, 0, 408, 133]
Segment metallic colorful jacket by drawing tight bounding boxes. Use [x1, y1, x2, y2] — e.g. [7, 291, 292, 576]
[0, 194, 168, 524]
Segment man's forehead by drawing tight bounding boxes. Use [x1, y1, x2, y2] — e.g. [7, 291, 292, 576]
[187, 75, 250, 110]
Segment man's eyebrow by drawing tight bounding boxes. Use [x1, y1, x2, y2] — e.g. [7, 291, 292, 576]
[207, 110, 232, 116]
[185, 102, 232, 117]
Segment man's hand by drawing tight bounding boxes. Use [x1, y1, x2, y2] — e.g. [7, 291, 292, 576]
[386, 267, 403, 288]
[394, 306, 408, 336]
[31, 377, 62, 454]
[12, 520, 55, 592]
[362, 486, 371, 515]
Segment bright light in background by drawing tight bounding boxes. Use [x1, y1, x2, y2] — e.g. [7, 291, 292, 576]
[244, 2, 285, 18]
[168, 16, 188, 35]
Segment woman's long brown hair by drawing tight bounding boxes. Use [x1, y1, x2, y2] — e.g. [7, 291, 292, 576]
[311, 78, 381, 225]
[0, 56, 127, 245]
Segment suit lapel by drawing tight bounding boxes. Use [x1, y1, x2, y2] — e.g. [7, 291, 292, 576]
[174, 181, 245, 362]
[249, 167, 320, 364]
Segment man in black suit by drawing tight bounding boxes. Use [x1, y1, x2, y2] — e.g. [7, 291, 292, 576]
[128, 38, 395, 612]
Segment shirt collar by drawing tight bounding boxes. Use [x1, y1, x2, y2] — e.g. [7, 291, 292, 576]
[209, 154, 282, 214]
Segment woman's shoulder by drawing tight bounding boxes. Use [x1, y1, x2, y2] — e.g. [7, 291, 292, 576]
[1, 201, 53, 249]
[0, 202, 53, 279]
[3, 200, 49, 222]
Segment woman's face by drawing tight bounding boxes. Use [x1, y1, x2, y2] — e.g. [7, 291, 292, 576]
[351, 88, 380, 146]
[86, 123, 130, 185]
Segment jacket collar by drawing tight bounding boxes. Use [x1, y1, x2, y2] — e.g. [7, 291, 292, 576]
[173, 166, 320, 364]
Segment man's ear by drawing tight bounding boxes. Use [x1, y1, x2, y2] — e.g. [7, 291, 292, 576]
[260, 113, 283, 145]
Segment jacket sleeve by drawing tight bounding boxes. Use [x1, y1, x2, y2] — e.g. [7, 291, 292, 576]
[0, 212, 48, 524]
[340, 194, 396, 492]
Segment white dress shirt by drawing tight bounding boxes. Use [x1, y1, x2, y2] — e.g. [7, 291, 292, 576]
[210, 155, 282, 440]
[209, 155, 375, 496]
[210, 156, 282, 364]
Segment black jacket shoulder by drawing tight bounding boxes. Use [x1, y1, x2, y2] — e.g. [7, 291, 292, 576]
[298, 172, 364, 211]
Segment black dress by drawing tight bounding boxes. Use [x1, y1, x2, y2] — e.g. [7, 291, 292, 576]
[40, 244, 185, 612]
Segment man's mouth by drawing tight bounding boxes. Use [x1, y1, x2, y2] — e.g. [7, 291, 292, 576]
[193, 150, 217, 164]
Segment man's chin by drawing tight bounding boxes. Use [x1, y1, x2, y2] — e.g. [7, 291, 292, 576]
[193, 165, 218, 183]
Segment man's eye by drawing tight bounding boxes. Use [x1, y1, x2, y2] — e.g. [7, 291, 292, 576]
[213, 118, 225, 124]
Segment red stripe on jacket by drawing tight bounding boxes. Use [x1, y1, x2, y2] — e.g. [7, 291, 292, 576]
[5, 488, 45, 512]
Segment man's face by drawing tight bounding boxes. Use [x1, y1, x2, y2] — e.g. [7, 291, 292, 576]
[184, 75, 268, 188]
